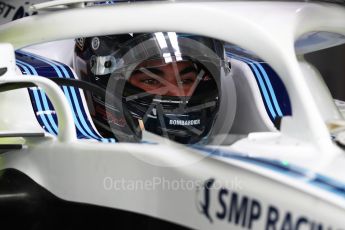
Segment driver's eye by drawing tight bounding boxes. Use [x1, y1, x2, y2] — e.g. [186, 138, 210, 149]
[180, 78, 195, 85]
[141, 78, 161, 85]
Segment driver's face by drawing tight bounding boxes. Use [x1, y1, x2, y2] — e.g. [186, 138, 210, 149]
[129, 60, 198, 96]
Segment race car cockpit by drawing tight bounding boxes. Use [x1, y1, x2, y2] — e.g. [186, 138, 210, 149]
[15, 32, 292, 146]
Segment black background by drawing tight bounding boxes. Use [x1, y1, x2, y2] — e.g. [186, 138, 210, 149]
[306, 44, 345, 101]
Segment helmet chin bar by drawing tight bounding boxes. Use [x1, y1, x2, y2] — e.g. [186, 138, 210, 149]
[128, 92, 218, 144]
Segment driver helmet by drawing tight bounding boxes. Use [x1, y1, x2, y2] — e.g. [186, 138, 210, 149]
[73, 32, 231, 144]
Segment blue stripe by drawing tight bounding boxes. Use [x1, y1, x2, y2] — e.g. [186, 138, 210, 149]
[16, 51, 116, 143]
[17, 59, 59, 134]
[16, 63, 49, 133]
[47, 61, 112, 142]
[55, 64, 103, 139]
[17, 51, 100, 140]
[26, 51, 104, 140]
[33, 56, 116, 143]
[255, 64, 283, 117]
[17, 51, 89, 138]
[193, 146, 345, 200]
[227, 52, 277, 119]
[228, 52, 284, 117]
[17, 51, 88, 138]
[16, 61, 57, 135]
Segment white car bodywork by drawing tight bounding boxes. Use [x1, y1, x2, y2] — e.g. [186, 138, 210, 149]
[0, 1, 345, 229]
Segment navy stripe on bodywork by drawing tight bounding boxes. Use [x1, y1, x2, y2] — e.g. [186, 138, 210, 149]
[15, 51, 115, 143]
[16, 51, 97, 139]
[16, 63, 50, 134]
[259, 63, 292, 116]
[226, 52, 292, 121]
[16, 60, 58, 135]
[193, 146, 345, 200]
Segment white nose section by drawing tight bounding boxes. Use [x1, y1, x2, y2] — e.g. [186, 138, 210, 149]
[0, 43, 16, 77]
